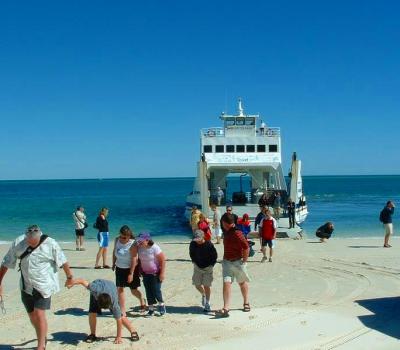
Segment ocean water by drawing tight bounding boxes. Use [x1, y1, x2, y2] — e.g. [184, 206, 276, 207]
[0, 176, 399, 243]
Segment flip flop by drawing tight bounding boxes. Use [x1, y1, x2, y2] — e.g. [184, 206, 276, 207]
[94, 266, 103, 269]
[243, 303, 251, 312]
[216, 308, 230, 318]
[130, 331, 140, 342]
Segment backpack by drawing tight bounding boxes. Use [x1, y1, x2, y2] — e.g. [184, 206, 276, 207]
[379, 209, 386, 223]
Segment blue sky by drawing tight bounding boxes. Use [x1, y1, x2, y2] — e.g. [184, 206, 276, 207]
[1, 1, 399, 180]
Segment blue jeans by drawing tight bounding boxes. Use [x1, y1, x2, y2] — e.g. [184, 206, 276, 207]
[142, 273, 164, 305]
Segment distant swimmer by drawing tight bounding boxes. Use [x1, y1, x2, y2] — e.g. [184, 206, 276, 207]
[315, 222, 334, 242]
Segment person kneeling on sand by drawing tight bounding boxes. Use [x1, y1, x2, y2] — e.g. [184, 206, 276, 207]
[189, 230, 218, 312]
[66, 278, 140, 344]
[316, 222, 334, 242]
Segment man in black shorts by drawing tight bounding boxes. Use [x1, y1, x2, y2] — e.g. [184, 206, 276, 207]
[0, 225, 73, 350]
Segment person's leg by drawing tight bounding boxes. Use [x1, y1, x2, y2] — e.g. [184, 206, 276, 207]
[204, 286, 211, 302]
[95, 248, 103, 267]
[195, 285, 205, 295]
[269, 247, 273, 259]
[222, 282, 232, 310]
[121, 315, 136, 333]
[154, 276, 164, 303]
[33, 308, 48, 350]
[89, 313, 97, 335]
[117, 287, 126, 316]
[102, 247, 108, 267]
[142, 275, 156, 313]
[80, 235, 85, 250]
[239, 281, 249, 305]
[76, 235, 80, 250]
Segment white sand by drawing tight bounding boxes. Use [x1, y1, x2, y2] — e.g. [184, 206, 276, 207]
[1, 237, 400, 349]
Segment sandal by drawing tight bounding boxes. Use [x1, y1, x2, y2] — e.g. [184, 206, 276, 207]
[94, 266, 103, 269]
[243, 303, 251, 312]
[216, 308, 230, 318]
[85, 334, 99, 343]
[103, 265, 111, 269]
[130, 331, 140, 342]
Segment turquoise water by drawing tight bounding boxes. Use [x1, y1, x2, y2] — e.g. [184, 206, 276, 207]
[0, 176, 399, 243]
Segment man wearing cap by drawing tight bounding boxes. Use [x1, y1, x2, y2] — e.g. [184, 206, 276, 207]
[0, 225, 73, 350]
[217, 214, 250, 317]
[189, 230, 218, 312]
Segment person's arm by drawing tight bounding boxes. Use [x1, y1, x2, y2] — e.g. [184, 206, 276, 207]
[157, 252, 166, 282]
[114, 318, 123, 344]
[238, 233, 250, 263]
[127, 245, 138, 284]
[189, 242, 195, 262]
[0, 265, 8, 296]
[66, 277, 89, 289]
[210, 244, 218, 265]
[62, 262, 74, 287]
[112, 238, 118, 271]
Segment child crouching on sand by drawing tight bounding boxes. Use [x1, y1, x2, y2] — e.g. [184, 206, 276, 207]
[66, 278, 139, 344]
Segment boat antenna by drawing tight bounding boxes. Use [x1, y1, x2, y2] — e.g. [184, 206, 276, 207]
[238, 97, 244, 116]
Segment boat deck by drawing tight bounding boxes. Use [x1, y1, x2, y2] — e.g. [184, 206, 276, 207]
[214, 204, 303, 239]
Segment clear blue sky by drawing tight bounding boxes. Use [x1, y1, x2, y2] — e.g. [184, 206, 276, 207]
[1, 1, 399, 180]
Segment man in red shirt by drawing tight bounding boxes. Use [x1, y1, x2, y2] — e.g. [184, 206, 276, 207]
[217, 214, 250, 317]
[258, 209, 277, 262]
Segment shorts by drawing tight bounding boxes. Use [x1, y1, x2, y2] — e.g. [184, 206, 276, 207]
[213, 227, 222, 238]
[97, 232, 109, 248]
[262, 239, 275, 248]
[75, 229, 85, 236]
[192, 264, 214, 287]
[384, 223, 393, 235]
[115, 266, 141, 289]
[222, 259, 250, 284]
[21, 289, 51, 314]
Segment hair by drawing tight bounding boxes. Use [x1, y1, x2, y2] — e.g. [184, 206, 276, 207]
[242, 213, 249, 220]
[25, 224, 42, 238]
[265, 209, 272, 215]
[76, 205, 83, 211]
[226, 205, 232, 210]
[221, 213, 235, 225]
[146, 240, 155, 246]
[199, 213, 206, 220]
[97, 293, 112, 309]
[119, 225, 134, 239]
[99, 207, 109, 217]
[386, 201, 392, 206]
[211, 204, 216, 209]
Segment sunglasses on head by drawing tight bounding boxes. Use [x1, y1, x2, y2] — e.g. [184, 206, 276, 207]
[26, 228, 40, 233]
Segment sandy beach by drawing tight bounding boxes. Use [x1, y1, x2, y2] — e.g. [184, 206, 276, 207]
[1, 237, 399, 350]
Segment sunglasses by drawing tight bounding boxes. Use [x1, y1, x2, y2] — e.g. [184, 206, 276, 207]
[0, 296, 6, 315]
[26, 228, 40, 233]
[119, 235, 130, 239]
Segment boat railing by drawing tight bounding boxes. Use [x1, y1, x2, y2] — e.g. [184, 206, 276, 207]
[201, 127, 280, 138]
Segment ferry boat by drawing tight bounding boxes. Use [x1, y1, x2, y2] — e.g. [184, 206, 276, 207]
[185, 99, 308, 238]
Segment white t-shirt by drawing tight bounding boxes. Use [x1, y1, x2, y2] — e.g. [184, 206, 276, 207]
[114, 238, 135, 269]
[138, 243, 162, 274]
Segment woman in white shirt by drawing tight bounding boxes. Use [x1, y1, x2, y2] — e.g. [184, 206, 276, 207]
[112, 225, 146, 316]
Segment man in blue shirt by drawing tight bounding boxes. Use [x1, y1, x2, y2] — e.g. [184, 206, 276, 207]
[381, 201, 395, 248]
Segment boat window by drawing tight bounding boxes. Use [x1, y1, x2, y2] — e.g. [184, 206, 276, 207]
[216, 145, 224, 153]
[236, 117, 245, 126]
[246, 145, 255, 152]
[236, 145, 245, 152]
[203, 145, 212, 153]
[226, 145, 235, 152]
[245, 118, 255, 126]
[225, 118, 235, 126]
[257, 145, 266, 152]
[269, 144, 278, 152]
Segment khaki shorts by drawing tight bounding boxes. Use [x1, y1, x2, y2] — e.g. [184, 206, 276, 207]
[192, 264, 214, 287]
[384, 223, 393, 235]
[222, 259, 250, 284]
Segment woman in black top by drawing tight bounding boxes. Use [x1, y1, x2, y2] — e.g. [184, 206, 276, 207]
[94, 207, 111, 269]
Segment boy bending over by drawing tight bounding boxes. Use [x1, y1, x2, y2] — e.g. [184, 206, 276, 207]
[67, 278, 139, 344]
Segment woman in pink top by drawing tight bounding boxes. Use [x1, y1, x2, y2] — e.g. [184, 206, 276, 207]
[136, 232, 166, 316]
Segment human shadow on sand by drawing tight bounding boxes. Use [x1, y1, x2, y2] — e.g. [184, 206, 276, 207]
[348, 245, 382, 248]
[54, 307, 87, 316]
[50, 331, 88, 346]
[356, 297, 400, 339]
[0, 339, 36, 349]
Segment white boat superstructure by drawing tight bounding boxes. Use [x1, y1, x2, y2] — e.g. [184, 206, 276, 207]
[185, 99, 308, 237]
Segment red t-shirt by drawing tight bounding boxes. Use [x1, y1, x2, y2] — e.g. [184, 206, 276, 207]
[223, 228, 249, 260]
[260, 217, 277, 240]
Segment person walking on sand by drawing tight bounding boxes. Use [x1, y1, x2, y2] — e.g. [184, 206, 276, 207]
[380, 201, 395, 248]
[189, 230, 217, 313]
[0, 225, 73, 350]
[259, 209, 277, 262]
[217, 214, 250, 318]
[136, 232, 167, 316]
[216, 186, 224, 206]
[211, 204, 222, 244]
[112, 225, 146, 316]
[66, 278, 139, 344]
[287, 198, 296, 229]
[73, 205, 87, 251]
[94, 207, 110, 269]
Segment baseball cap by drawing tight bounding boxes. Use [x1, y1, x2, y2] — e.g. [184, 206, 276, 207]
[136, 232, 151, 244]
